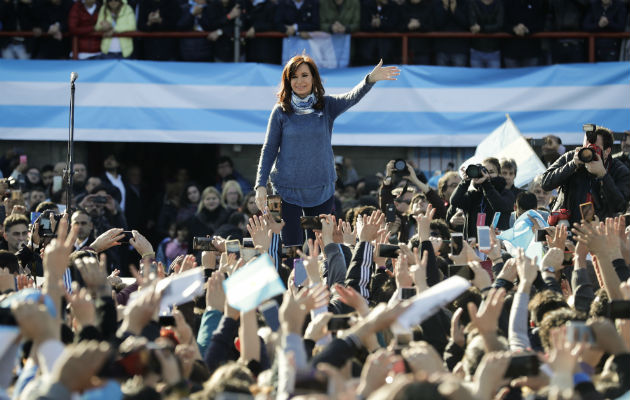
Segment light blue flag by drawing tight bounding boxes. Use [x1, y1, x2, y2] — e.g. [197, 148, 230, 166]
[223, 253, 286, 312]
[498, 209, 548, 255]
[282, 32, 351, 69]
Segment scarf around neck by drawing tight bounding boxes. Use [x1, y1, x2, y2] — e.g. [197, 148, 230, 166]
[291, 92, 316, 114]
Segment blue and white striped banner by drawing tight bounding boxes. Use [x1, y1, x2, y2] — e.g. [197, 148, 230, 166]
[0, 60, 628, 147]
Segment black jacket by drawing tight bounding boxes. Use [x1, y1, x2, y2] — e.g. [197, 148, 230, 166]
[360, 0, 402, 32]
[450, 176, 515, 239]
[541, 151, 630, 225]
[275, 0, 319, 32]
[469, 0, 504, 52]
[433, 0, 470, 54]
[502, 0, 545, 58]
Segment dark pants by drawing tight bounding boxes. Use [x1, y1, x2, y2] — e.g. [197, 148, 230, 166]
[281, 196, 335, 246]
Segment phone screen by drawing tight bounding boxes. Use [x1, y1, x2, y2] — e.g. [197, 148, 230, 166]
[448, 264, 474, 280]
[327, 316, 351, 331]
[267, 195, 282, 222]
[260, 300, 280, 331]
[477, 226, 491, 250]
[226, 240, 241, 258]
[293, 259, 307, 286]
[579, 202, 594, 222]
[491, 212, 501, 229]
[504, 354, 540, 378]
[385, 203, 396, 223]
[450, 233, 463, 255]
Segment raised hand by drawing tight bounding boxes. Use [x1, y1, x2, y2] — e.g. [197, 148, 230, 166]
[411, 248, 428, 293]
[67, 284, 97, 330]
[368, 59, 401, 83]
[50, 341, 111, 393]
[335, 284, 369, 316]
[358, 210, 385, 242]
[247, 214, 272, 251]
[394, 254, 413, 289]
[89, 228, 124, 253]
[205, 270, 226, 312]
[414, 204, 436, 242]
[74, 254, 111, 298]
[296, 238, 322, 285]
[129, 230, 154, 257]
[304, 312, 333, 342]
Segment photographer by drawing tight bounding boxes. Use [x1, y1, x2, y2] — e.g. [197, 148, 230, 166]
[541, 126, 630, 225]
[450, 157, 515, 239]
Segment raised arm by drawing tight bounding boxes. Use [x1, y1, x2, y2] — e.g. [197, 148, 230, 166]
[254, 106, 283, 210]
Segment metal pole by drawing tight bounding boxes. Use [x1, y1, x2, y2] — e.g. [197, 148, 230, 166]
[234, 16, 241, 62]
[66, 74, 76, 213]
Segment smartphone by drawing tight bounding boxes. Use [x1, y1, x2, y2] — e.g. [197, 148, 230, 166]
[535, 229, 547, 242]
[259, 300, 280, 332]
[477, 226, 491, 251]
[448, 264, 474, 280]
[327, 315, 351, 331]
[566, 321, 594, 344]
[377, 244, 400, 258]
[491, 212, 501, 229]
[158, 315, 175, 326]
[281, 245, 300, 259]
[385, 203, 396, 223]
[52, 175, 63, 193]
[19, 155, 27, 164]
[30, 211, 41, 225]
[293, 259, 307, 286]
[119, 231, 134, 244]
[225, 239, 241, 259]
[300, 216, 322, 230]
[608, 300, 630, 319]
[241, 247, 260, 262]
[267, 194, 282, 222]
[504, 354, 540, 379]
[204, 268, 214, 280]
[242, 238, 254, 248]
[39, 213, 53, 236]
[193, 237, 218, 251]
[401, 287, 416, 300]
[579, 202, 594, 222]
[450, 233, 463, 256]
[624, 214, 630, 227]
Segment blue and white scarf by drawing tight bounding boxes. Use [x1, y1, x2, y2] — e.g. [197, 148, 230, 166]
[291, 92, 316, 114]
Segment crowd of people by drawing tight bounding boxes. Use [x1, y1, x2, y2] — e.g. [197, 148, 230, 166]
[1, 0, 629, 65]
[0, 123, 629, 399]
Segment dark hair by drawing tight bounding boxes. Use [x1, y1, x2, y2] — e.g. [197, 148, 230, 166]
[528, 290, 568, 326]
[594, 127, 614, 150]
[430, 219, 450, 240]
[71, 207, 91, 221]
[216, 156, 233, 168]
[544, 135, 562, 145]
[353, 205, 377, 227]
[589, 288, 609, 318]
[516, 192, 537, 214]
[227, 211, 246, 226]
[0, 250, 19, 274]
[500, 158, 517, 174]
[539, 308, 578, 351]
[277, 54, 325, 113]
[3, 214, 29, 232]
[35, 201, 59, 213]
[41, 164, 54, 173]
[482, 157, 501, 174]
[90, 185, 112, 196]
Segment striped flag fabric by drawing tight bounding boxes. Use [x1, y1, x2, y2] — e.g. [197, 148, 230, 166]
[0, 60, 627, 146]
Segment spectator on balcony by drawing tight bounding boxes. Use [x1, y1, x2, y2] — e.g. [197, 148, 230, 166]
[548, 0, 587, 63]
[68, 0, 101, 59]
[35, 0, 72, 59]
[137, 0, 180, 60]
[358, 0, 402, 65]
[177, 0, 215, 61]
[320, 0, 360, 34]
[0, 0, 37, 59]
[433, 0, 470, 66]
[502, 0, 545, 67]
[468, 0, 504, 68]
[207, 0, 246, 62]
[275, 0, 320, 38]
[243, 0, 281, 64]
[404, 0, 435, 65]
[95, 0, 136, 58]
[582, 0, 627, 62]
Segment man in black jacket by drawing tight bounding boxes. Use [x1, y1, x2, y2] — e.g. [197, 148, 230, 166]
[613, 131, 630, 172]
[541, 126, 630, 225]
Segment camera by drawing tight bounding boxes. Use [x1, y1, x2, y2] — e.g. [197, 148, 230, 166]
[547, 209, 570, 226]
[93, 195, 108, 205]
[578, 145, 602, 163]
[393, 159, 408, 177]
[39, 211, 62, 237]
[465, 164, 488, 179]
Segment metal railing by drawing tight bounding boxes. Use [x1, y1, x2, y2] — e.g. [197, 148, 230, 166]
[1, 30, 628, 63]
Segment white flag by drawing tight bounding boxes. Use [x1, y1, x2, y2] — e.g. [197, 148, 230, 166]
[462, 115, 546, 188]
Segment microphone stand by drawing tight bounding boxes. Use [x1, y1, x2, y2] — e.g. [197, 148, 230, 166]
[64, 75, 76, 214]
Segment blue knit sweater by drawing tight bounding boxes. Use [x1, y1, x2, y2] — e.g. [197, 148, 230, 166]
[255, 75, 375, 207]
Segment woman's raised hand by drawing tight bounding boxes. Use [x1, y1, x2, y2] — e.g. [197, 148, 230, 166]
[368, 59, 401, 83]
[255, 186, 267, 214]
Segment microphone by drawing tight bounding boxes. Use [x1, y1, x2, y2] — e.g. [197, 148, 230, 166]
[70, 72, 79, 83]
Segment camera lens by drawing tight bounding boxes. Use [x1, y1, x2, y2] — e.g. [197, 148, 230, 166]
[393, 159, 406, 172]
[466, 164, 482, 179]
[578, 148, 594, 163]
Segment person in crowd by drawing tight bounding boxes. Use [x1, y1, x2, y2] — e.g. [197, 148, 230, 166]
[614, 131, 630, 172]
[528, 174, 553, 211]
[548, 0, 588, 63]
[500, 158, 523, 199]
[78, 185, 128, 235]
[502, 0, 545, 67]
[34, 0, 72, 59]
[68, 0, 101, 59]
[1, 214, 28, 254]
[320, 0, 360, 34]
[100, 154, 125, 210]
[215, 156, 252, 195]
[72, 163, 88, 197]
[0, 0, 37, 59]
[221, 179, 243, 215]
[187, 186, 230, 239]
[40, 164, 55, 193]
[450, 157, 515, 238]
[125, 165, 148, 232]
[468, 0, 504, 68]
[240, 191, 259, 218]
[433, 0, 470, 66]
[275, 0, 320, 38]
[24, 167, 40, 190]
[95, 0, 136, 59]
[358, 0, 402, 65]
[582, 0, 627, 62]
[205, 0, 246, 62]
[137, 0, 180, 60]
[156, 222, 189, 268]
[254, 54, 399, 245]
[28, 187, 46, 211]
[404, 0, 434, 65]
[243, 0, 281, 64]
[177, 183, 201, 223]
[541, 134, 565, 167]
[542, 125, 630, 225]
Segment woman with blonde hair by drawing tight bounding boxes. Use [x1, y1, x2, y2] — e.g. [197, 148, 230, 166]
[221, 180, 243, 214]
[187, 186, 229, 239]
[94, 0, 136, 58]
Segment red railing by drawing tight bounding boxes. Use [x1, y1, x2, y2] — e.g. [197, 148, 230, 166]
[1, 30, 628, 63]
